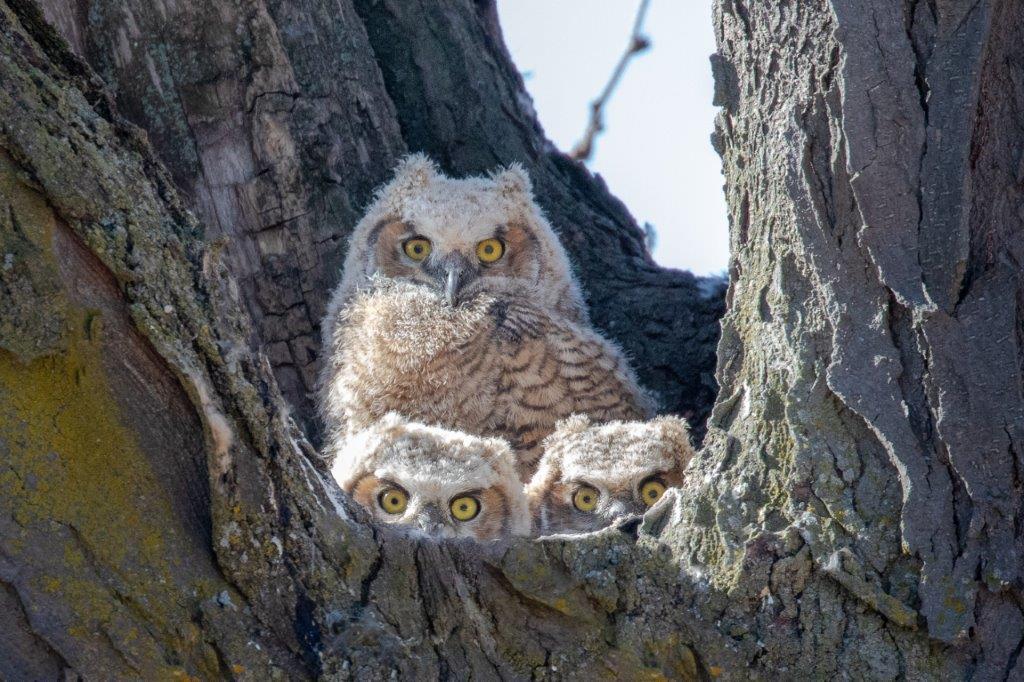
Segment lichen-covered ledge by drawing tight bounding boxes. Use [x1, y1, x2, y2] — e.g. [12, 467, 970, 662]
[282, 458, 734, 678]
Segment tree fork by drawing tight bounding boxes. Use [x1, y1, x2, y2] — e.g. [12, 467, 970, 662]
[1, 0, 1022, 679]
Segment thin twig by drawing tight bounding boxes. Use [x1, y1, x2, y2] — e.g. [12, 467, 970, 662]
[569, 0, 653, 161]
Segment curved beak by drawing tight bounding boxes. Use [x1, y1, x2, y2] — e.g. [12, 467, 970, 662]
[606, 498, 642, 520]
[415, 503, 447, 536]
[445, 267, 462, 306]
[436, 254, 472, 307]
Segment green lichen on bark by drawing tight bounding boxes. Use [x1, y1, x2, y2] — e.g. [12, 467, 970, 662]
[0, 327, 215, 678]
[0, 153, 68, 362]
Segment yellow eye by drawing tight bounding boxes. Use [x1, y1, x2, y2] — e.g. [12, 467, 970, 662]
[403, 237, 431, 261]
[572, 486, 599, 512]
[378, 488, 408, 515]
[450, 496, 480, 522]
[476, 238, 504, 263]
[640, 479, 667, 507]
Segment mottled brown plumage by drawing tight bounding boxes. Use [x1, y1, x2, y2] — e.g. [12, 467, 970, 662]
[319, 156, 652, 479]
[322, 278, 650, 478]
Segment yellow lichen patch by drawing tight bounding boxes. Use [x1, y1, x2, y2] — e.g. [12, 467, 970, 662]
[641, 634, 699, 681]
[170, 673, 203, 682]
[552, 597, 571, 614]
[597, 639, 700, 682]
[0, 168, 222, 677]
[0, 313, 171, 566]
[0, 327, 194, 675]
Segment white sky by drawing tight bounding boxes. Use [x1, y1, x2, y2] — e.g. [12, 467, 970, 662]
[497, 0, 728, 275]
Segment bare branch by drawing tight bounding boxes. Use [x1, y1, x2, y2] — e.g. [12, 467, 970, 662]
[569, 0, 653, 162]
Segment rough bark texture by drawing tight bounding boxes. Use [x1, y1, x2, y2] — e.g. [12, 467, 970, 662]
[1, 0, 1022, 679]
[701, 0, 1024, 673]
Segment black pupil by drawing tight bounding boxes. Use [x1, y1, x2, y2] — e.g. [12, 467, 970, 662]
[484, 245, 493, 254]
[648, 490, 656, 498]
[583, 495, 591, 503]
[460, 504, 468, 511]
[390, 497, 399, 505]
[413, 244, 422, 253]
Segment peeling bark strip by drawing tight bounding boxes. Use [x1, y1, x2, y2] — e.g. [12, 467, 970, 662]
[711, 0, 1023, 667]
[826, 0, 1017, 643]
[1, 0, 1023, 678]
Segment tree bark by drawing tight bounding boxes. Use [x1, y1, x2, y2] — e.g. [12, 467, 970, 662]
[703, 0, 1024, 673]
[0, 0, 1021, 679]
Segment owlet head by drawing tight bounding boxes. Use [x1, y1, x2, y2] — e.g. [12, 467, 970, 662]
[332, 414, 529, 540]
[527, 415, 694, 535]
[331, 154, 585, 321]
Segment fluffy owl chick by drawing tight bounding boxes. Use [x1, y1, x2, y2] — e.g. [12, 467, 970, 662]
[527, 415, 694, 535]
[323, 153, 589, 342]
[319, 155, 653, 478]
[332, 414, 530, 540]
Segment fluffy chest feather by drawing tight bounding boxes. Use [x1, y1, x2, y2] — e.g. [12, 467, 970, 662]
[322, 280, 650, 478]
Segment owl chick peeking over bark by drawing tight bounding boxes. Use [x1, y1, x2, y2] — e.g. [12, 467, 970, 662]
[333, 414, 529, 540]
[527, 415, 694, 535]
[320, 155, 653, 479]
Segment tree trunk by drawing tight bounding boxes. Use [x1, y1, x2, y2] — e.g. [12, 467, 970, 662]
[704, 0, 1024, 674]
[0, 0, 1021, 679]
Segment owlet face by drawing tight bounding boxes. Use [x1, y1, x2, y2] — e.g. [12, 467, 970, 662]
[328, 154, 586, 328]
[372, 216, 540, 307]
[333, 416, 529, 540]
[528, 415, 694, 535]
[349, 474, 514, 541]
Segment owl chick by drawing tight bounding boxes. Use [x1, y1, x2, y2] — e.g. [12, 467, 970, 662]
[332, 414, 530, 540]
[527, 415, 694, 535]
[319, 155, 653, 478]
